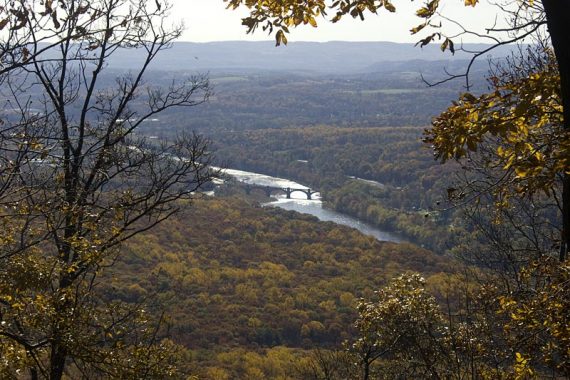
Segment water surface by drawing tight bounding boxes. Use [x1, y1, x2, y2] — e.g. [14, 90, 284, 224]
[221, 168, 401, 243]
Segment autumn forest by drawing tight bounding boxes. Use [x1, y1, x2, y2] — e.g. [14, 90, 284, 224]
[0, 1, 569, 379]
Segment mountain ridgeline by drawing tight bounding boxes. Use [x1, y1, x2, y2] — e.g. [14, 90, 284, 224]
[108, 41, 514, 74]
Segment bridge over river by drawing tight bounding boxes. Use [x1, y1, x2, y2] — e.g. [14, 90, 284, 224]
[218, 167, 401, 242]
[244, 184, 318, 200]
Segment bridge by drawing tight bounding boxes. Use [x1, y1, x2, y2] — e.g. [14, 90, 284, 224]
[244, 184, 318, 200]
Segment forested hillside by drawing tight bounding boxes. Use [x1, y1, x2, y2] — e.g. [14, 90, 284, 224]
[129, 65, 478, 253]
[136, 66, 486, 134]
[105, 197, 458, 377]
[1, 0, 568, 377]
[212, 126, 461, 252]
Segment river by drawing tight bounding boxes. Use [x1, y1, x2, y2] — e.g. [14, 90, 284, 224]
[221, 168, 402, 243]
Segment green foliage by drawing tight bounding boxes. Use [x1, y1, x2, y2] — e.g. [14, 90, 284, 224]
[214, 125, 443, 186]
[140, 71, 468, 137]
[213, 125, 459, 252]
[327, 180, 459, 253]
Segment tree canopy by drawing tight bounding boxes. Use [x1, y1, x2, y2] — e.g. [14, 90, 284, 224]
[0, 0, 213, 377]
[426, 48, 568, 221]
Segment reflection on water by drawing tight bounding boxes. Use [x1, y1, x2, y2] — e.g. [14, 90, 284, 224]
[222, 168, 321, 199]
[220, 168, 401, 243]
[265, 197, 401, 243]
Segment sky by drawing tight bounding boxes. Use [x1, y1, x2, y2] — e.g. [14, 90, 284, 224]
[171, 0, 505, 43]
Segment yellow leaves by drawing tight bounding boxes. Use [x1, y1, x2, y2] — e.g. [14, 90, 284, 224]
[226, 0, 463, 51]
[496, 258, 570, 374]
[275, 30, 288, 46]
[416, 33, 438, 48]
[497, 145, 505, 157]
[514, 167, 529, 179]
[27, 139, 43, 151]
[66, 263, 78, 274]
[498, 296, 516, 308]
[224, 0, 331, 44]
[0, 234, 16, 245]
[307, 16, 317, 27]
[383, 0, 396, 13]
[410, 8, 429, 17]
[440, 38, 454, 54]
[518, 122, 529, 137]
[10, 302, 25, 311]
[416, 7, 430, 17]
[514, 353, 534, 379]
[415, 0, 440, 18]
[426, 50, 567, 204]
[461, 92, 477, 103]
[469, 109, 479, 122]
[464, 0, 478, 6]
[410, 22, 427, 34]
[284, 17, 295, 27]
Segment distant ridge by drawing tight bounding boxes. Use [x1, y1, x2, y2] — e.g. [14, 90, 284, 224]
[108, 41, 515, 74]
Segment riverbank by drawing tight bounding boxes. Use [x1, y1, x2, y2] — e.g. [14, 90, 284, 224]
[219, 167, 402, 243]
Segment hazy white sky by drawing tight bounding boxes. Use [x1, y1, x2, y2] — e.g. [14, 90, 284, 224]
[170, 0, 504, 43]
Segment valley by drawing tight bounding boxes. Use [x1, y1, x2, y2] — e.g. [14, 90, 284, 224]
[96, 43, 479, 376]
[1, 33, 565, 378]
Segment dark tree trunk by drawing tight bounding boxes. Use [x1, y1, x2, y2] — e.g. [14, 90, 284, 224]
[363, 360, 370, 380]
[50, 343, 66, 380]
[562, 174, 570, 262]
[542, 0, 570, 261]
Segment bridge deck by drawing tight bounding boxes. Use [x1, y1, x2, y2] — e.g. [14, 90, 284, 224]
[243, 184, 319, 200]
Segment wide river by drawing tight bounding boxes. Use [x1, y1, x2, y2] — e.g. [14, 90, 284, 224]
[222, 168, 402, 243]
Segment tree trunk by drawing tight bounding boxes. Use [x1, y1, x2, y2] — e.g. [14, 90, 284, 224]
[363, 360, 370, 380]
[50, 343, 66, 380]
[562, 174, 570, 262]
[49, 274, 74, 379]
[542, 0, 570, 261]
